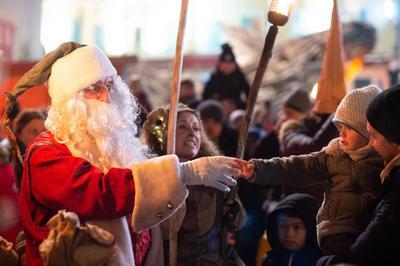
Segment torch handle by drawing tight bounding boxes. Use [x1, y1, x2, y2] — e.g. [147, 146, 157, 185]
[236, 24, 279, 159]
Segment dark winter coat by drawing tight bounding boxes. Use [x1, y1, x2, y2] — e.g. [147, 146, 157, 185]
[279, 113, 338, 157]
[168, 185, 246, 266]
[279, 114, 338, 203]
[251, 138, 384, 244]
[317, 154, 400, 266]
[217, 124, 239, 157]
[202, 68, 250, 109]
[253, 130, 281, 160]
[263, 193, 323, 266]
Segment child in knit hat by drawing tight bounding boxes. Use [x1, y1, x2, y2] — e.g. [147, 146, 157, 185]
[238, 85, 384, 257]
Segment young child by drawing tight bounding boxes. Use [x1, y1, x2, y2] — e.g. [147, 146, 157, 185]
[263, 193, 322, 266]
[240, 85, 384, 256]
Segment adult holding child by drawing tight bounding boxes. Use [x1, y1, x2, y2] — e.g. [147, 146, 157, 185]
[238, 85, 384, 257]
[317, 84, 400, 266]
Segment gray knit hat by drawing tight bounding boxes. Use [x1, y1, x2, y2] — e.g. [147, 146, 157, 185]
[333, 85, 382, 139]
[284, 88, 312, 113]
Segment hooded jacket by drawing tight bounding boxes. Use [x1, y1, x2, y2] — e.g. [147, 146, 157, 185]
[263, 193, 323, 266]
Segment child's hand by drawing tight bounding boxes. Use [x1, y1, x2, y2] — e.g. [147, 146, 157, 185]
[233, 159, 255, 180]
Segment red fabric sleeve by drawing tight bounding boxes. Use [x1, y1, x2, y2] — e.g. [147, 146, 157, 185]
[28, 143, 135, 221]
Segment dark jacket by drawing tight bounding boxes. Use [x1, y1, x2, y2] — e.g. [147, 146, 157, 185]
[202, 68, 250, 109]
[279, 114, 338, 157]
[217, 124, 239, 157]
[278, 114, 338, 203]
[251, 138, 384, 244]
[253, 130, 281, 160]
[317, 154, 400, 266]
[263, 193, 323, 266]
[168, 185, 246, 266]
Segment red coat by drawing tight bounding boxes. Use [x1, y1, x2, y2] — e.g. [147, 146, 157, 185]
[19, 131, 150, 265]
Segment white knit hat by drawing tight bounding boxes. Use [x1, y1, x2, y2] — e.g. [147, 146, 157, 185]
[333, 85, 382, 139]
[48, 45, 117, 104]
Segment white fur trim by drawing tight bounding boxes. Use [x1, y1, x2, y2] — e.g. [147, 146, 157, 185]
[131, 154, 188, 232]
[380, 153, 400, 182]
[324, 137, 344, 157]
[48, 45, 117, 104]
[278, 119, 301, 143]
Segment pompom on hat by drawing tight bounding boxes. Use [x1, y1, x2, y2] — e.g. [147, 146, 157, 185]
[219, 43, 236, 63]
[366, 84, 400, 144]
[332, 85, 382, 139]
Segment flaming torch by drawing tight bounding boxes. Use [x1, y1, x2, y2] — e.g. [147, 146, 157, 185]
[236, 0, 292, 159]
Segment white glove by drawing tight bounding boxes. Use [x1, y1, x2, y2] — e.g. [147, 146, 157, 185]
[179, 156, 240, 192]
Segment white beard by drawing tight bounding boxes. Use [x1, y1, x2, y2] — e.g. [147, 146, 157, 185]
[47, 77, 151, 172]
[46, 77, 152, 266]
[85, 99, 149, 172]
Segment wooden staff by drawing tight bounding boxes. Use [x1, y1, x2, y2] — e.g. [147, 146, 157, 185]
[167, 0, 189, 265]
[218, 24, 281, 258]
[236, 24, 279, 159]
[237, 0, 291, 158]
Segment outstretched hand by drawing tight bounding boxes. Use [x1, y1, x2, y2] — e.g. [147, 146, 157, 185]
[180, 156, 244, 192]
[232, 159, 255, 180]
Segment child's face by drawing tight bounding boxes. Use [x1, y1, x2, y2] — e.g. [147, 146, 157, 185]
[338, 124, 368, 151]
[277, 214, 306, 251]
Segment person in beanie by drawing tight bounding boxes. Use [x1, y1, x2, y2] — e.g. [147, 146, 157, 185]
[197, 99, 239, 157]
[275, 88, 316, 153]
[238, 85, 384, 257]
[282, 88, 312, 122]
[278, 86, 338, 158]
[317, 84, 400, 266]
[202, 43, 250, 109]
[5, 42, 242, 266]
[262, 193, 323, 266]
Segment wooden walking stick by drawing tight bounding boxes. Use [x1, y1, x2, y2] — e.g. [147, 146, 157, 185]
[166, 0, 189, 265]
[236, 0, 292, 159]
[221, 0, 292, 257]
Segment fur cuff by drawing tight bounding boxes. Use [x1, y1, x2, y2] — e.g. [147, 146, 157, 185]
[380, 153, 400, 182]
[278, 119, 301, 143]
[324, 137, 344, 157]
[131, 155, 188, 232]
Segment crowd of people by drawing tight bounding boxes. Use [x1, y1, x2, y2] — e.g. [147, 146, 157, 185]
[0, 41, 399, 266]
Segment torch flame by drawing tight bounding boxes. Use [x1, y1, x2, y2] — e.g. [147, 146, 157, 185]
[270, 0, 293, 16]
[345, 57, 364, 85]
[311, 57, 364, 100]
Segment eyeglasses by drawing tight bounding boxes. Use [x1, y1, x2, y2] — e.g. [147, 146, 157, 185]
[84, 76, 116, 95]
[83, 76, 116, 102]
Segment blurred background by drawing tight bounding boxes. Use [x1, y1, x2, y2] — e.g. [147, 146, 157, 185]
[0, 0, 399, 110]
[0, 2, 399, 263]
